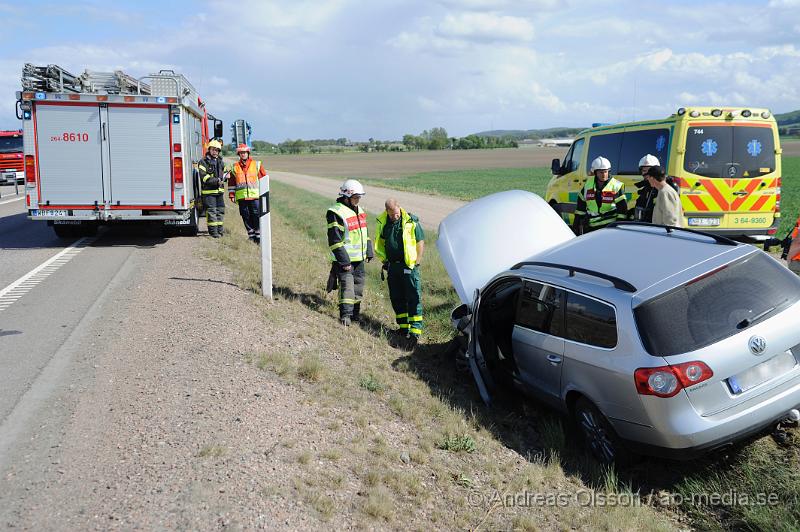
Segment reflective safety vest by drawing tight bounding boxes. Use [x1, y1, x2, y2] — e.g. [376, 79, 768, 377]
[327, 202, 369, 262]
[374, 209, 419, 269]
[228, 159, 262, 202]
[791, 216, 800, 267]
[578, 176, 625, 228]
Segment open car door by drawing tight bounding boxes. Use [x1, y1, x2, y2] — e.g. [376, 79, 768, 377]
[438, 191, 574, 404]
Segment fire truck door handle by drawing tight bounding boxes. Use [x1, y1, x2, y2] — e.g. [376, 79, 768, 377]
[102, 123, 107, 141]
[733, 190, 748, 196]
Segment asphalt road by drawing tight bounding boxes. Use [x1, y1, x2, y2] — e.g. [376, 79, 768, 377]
[0, 188, 167, 475]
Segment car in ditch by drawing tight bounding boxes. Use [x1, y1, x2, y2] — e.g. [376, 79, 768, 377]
[437, 190, 800, 463]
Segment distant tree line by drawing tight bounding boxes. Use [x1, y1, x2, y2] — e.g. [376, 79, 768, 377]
[403, 127, 518, 150]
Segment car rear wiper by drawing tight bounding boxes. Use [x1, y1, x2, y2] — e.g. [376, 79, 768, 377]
[736, 306, 777, 330]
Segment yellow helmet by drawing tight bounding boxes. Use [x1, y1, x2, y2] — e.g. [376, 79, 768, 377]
[207, 139, 223, 151]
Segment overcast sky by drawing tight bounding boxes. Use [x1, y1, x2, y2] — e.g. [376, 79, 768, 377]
[1, 0, 798, 142]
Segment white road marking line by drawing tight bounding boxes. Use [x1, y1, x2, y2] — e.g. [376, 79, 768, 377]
[0, 196, 25, 206]
[0, 237, 95, 312]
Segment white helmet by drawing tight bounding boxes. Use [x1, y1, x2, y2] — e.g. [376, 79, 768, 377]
[638, 154, 660, 168]
[589, 156, 612, 173]
[339, 179, 365, 197]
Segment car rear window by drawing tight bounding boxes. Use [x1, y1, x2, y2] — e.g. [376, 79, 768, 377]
[635, 253, 800, 356]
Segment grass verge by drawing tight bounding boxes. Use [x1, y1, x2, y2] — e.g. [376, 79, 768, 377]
[201, 179, 800, 530]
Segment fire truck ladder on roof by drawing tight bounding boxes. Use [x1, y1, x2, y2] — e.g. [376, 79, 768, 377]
[21, 63, 152, 95]
[80, 70, 151, 95]
[21, 63, 81, 93]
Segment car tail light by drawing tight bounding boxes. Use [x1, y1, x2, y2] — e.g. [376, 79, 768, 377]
[634, 361, 713, 398]
[173, 157, 183, 184]
[173, 143, 181, 152]
[768, 227, 778, 235]
[25, 155, 36, 184]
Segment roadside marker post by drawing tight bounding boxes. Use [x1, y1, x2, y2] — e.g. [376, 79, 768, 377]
[259, 173, 273, 300]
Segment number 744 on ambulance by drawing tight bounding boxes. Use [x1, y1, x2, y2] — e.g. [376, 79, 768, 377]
[546, 107, 782, 238]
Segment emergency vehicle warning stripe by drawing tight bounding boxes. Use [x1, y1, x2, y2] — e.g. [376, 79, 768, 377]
[750, 194, 770, 212]
[686, 195, 709, 212]
[730, 179, 763, 211]
[699, 179, 729, 211]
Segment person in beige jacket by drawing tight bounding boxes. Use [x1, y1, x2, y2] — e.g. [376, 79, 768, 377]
[647, 166, 682, 227]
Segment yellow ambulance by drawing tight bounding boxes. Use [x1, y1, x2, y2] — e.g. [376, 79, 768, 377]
[545, 107, 782, 238]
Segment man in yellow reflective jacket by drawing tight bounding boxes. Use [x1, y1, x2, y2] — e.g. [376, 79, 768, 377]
[573, 155, 627, 234]
[326, 179, 374, 326]
[375, 198, 425, 349]
[228, 144, 266, 243]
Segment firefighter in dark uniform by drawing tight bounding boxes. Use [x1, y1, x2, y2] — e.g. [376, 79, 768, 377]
[326, 179, 374, 326]
[198, 139, 226, 237]
[375, 198, 425, 348]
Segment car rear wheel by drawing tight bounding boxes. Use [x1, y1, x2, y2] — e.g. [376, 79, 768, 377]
[574, 398, 631, 465]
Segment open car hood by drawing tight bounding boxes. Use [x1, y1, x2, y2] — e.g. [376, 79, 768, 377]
[437, 190, 575, 304]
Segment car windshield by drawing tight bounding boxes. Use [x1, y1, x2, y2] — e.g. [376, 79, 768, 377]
[683, 125, 775, 179]
[0, 135, 23, 154]
[635, 253, 800, 356]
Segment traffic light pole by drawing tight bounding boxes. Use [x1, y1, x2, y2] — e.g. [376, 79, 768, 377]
[259, 173, 273, 299]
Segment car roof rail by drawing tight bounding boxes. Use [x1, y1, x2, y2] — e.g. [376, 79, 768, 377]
[606, 221, 739, 246]
[510, 261, 637, 293]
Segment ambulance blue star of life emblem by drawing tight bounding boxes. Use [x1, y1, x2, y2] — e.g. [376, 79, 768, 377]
[701, 138, 718, 157]
[747, 139, 762, 157]
[656, 135, 666, 152]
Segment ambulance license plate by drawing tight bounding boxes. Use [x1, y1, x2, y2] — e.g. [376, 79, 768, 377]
[688, 217, 720, 227]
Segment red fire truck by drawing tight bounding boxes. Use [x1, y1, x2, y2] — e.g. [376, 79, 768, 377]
[0, 130, 24, 186]
[17, 64, 222, 237]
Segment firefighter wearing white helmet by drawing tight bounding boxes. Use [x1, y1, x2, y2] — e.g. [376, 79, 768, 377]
[633, 153, 678, 223]
[326, 179, 374, 326]
[573, 156, 627, 234]
[198, 139, 227, 237]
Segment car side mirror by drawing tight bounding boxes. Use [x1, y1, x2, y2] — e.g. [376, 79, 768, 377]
[551, 158, 562, 175]
[214, 121, 224, 140]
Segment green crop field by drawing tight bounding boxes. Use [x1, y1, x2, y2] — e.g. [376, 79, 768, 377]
[779, 156, 800, 235]
[359, 157, 800, 236]
[359, 167, 553, 201]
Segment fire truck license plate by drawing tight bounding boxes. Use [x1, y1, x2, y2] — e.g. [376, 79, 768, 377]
[31, 209, 69, 217]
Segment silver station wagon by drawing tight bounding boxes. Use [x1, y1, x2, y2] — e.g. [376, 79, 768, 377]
[437, 190, 800, 463]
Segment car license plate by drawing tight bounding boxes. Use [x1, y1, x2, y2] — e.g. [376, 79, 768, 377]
[31, 209, 69, 217]
[727, 351, 797, 395]
[688, 217, 720, 227]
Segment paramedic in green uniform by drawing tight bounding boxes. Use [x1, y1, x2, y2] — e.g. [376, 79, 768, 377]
[375, 199, 425, 348]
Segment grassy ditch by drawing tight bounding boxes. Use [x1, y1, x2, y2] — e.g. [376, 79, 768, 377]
[203, 181, 674, 530]
[205, 178, 800, 530]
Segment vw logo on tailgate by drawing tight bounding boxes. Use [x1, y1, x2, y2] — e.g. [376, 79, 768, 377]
[748, 336, 767, 356]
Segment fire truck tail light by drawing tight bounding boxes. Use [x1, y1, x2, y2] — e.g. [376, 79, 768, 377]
[25, 155, 36, 183]
[173, 157, 183, 184]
